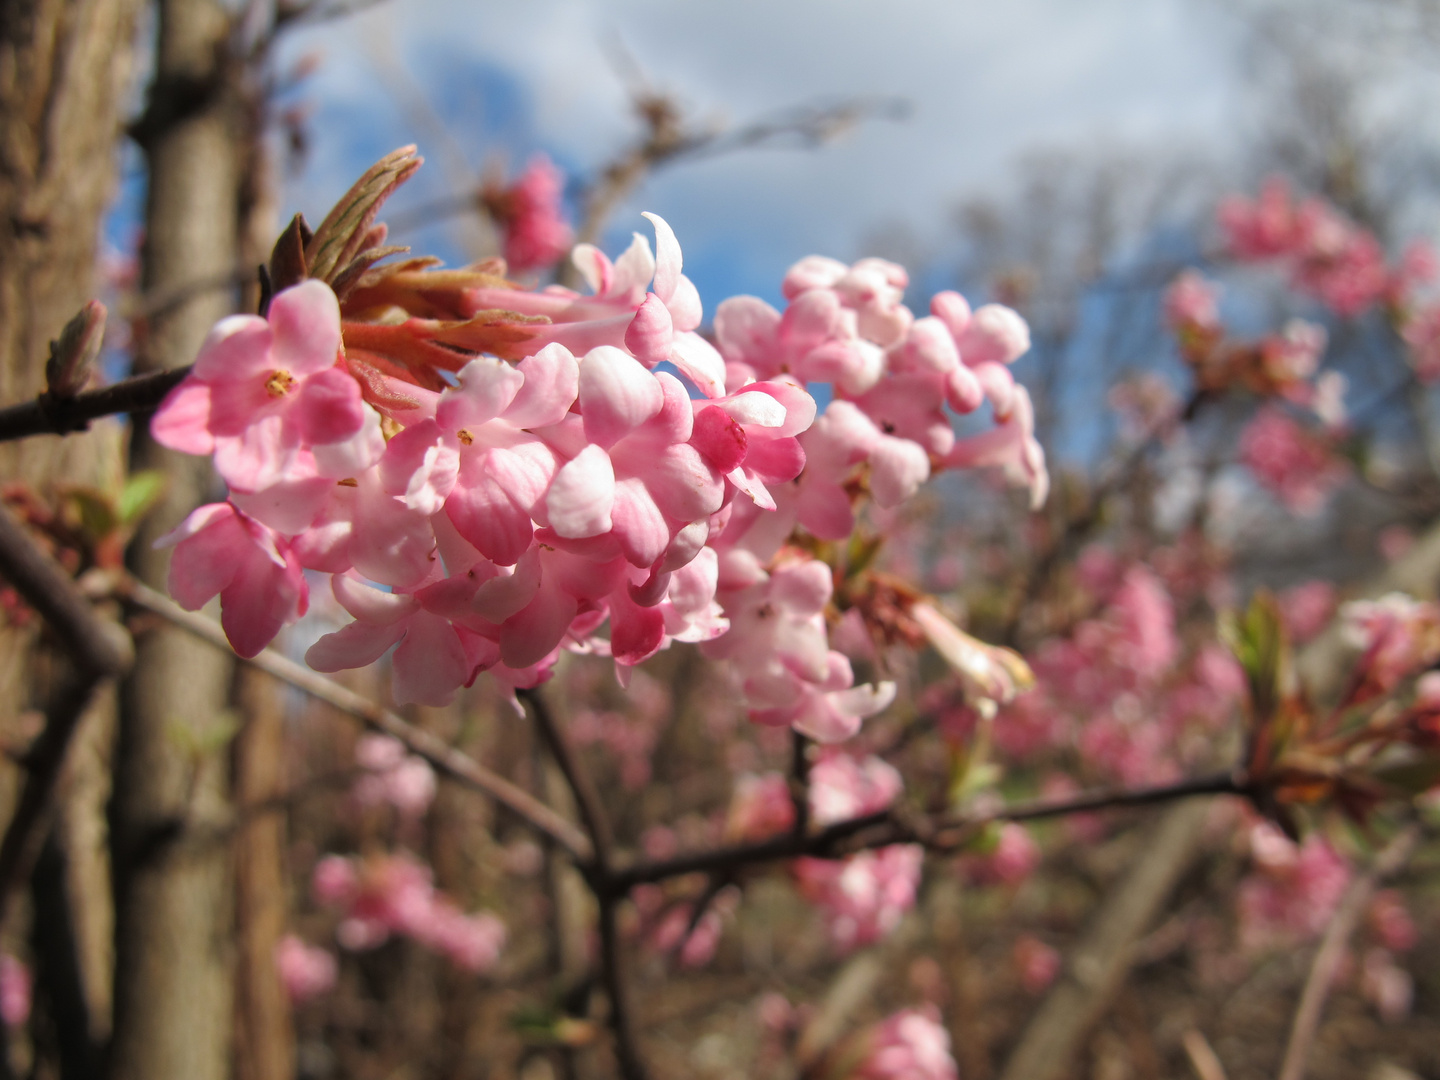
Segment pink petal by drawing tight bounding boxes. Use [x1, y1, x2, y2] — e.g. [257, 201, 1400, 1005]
[609, 590, 665, 666]
[641, 212, 681, 304]
[668, 332, 726, 398]
[624, 294, 674, 367]
[268, 280, 342, 376]
[306, 620, 405, 671]
[797, 481, 855, 540]
[166, 505, 242, 609]
[437, 357, 525, 432]
[782, 256, 848, 299]
[471, 546, 542, 622]
[666, 274, 703, 333]
[772, 561, 833, 616]
[229, 476, 332, 534]
[628, 442, 723, 524]
[150, 380, 215, 455]
[578, 347, 664, 448]
[501, 586, 579, 668]
[610, 233, 656, 298]
[291, 367, 367, 446]
[192, 315, 273, 382]
[445, 475, 535, 566]
[546, 444, 615, 538]
[610, 478, 670, 567]
[714, 296, 782, 370]
[570, 243, 613, 295]
[505, 345, 579, 428]
[392, 613, 470, 706]
[692, 406, 748, 472]
[333, 572, 418, 624]
[379, 420, 459, 514]
[869, 436, 931, 508]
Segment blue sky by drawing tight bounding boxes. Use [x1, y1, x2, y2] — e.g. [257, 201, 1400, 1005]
[276, 0, 1248, 308]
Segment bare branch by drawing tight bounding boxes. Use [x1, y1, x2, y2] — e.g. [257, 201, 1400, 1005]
[0, 367, 191, 443]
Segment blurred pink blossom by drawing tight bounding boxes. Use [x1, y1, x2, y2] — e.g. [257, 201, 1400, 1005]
[275, 934, 337, 1002]
[846, 1006, 958, 1080]
[0, 956, 29, 1027]
[1238, 406, 1346, 514]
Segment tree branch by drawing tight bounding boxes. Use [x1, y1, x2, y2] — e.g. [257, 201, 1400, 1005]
[0, 366, 190, 443]
[517, 686, 650, 1080]
[116, 576, 593, 860]
[609, 769, 1246, 891]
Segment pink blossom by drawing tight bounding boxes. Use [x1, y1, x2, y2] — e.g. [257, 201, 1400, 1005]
[1219, 177, 1302, 260]
[846, 1007, 958, 1080]
[962, 823, 1040, 886]
[1013, 934, 1061, 993]
[158, 501, 308, 658]
[1237, 824, 1351, 949]
[809, 753, 904, 824]
[1164, 270, 1222, 333]
[1238, 406, 1346, 514]
[152, 280, 377, 494]
[795, 844, 923, 953]
[725, 772, 796, 842]
[1400, 300, 1440, 382]
[0, 956, 29, 1027]
[1342, 592, 1440, 696]
[490, 154, 573, 273]
[312, 852, 506, 972]
[275, 935, 338, 1002]
[352, 734, 437, 817]
[1360, 949, 1413, 1022]
[1279, 580, 1338, 644]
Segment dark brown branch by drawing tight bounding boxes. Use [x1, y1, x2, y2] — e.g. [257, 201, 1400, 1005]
[519, 687, 614, 868]
[117, 576, 593, 860]
[0, 503, 132, 925]
[790, 729, 811, 836]
[517, 686, 650, 1080]
[609, 769, 1245, 891]
[0, 366, 191, 443]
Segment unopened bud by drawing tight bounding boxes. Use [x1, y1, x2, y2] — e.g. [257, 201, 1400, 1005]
[45, 300, 106, 398]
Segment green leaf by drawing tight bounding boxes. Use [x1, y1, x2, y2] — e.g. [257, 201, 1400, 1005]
[1220, 590, 1289, 723]
[118, 470, 166, 526]
[62, 487, 117, 541]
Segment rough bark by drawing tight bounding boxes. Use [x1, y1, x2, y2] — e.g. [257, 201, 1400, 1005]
[110, 0, 242, 1077]
[0, 0, 141, 1067]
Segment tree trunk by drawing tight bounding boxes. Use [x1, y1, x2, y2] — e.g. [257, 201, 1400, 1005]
[111, 0, 242, 1077]
[0, 0, 141, 1069]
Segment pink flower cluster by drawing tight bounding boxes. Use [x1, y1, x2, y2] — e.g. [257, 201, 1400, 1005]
[352, 734, 437, 818]
[311, 852, 505, 972]
[1219, 178, 1399, 317]
[1236, 822, 1350, 950]
[845, 1007, 958, 1080]
[1220, 177, 1440, 383]
[1341, 592, 1440, 699]
[993, 563, 1245, 785]
[794, 753, 922, 952]
[484, 154, 574, 274]
[1238, 405, 1348, 515]
[151, 214, 1044, 742]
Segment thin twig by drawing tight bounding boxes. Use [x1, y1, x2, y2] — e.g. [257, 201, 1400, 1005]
[517, 686, 650, 1080]
[0, 503, 132, 925]
[118, 577, 592, 860]
[791, 730, 811, 836]
[1276, 822, 1423, 1080]
[0, 367, 190, 443]
[610, 769, 1245, 890]
[1181, 1029, 1229, 1080]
